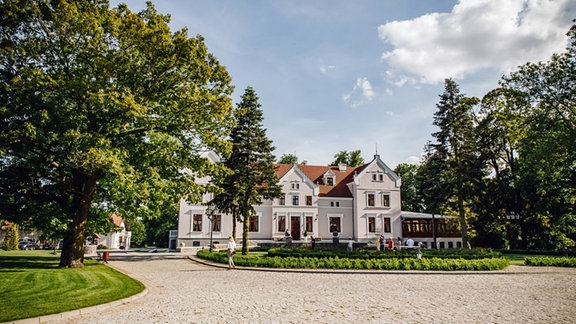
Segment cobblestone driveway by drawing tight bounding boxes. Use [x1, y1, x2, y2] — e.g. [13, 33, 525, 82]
[57, 253, 576, 324]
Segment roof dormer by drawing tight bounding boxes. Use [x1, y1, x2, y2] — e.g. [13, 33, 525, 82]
[323, 169, 336, 186]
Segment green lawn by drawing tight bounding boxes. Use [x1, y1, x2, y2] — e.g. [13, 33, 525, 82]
[502, 253, 532, 265]
[0, 250, 145, 322]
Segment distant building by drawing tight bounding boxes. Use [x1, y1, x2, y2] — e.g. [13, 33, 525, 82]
[177, 153, 461, 249]
[93, 214, 131, 250]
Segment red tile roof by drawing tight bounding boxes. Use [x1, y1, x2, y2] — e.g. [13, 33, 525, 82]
[276, 163, 368, 198]
[110, 214, 123, 226]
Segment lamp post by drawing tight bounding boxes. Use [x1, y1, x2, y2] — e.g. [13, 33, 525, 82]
[206, 205, 216, 253]
[506, 211, 521, 249]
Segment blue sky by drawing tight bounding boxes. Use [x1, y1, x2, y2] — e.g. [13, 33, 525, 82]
[115, 0, 575, 168]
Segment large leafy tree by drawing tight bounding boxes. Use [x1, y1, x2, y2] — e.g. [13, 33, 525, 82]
[428, 79, 483, 248]
[0, 1, 234, 267]
[393, 163, 421, 213]
[498, 21, 576, 249]
[211, 87, 282, 255]
[278, 153, 298, 165]
[330, 150, 364, 167]
[472, 88, 528, 248]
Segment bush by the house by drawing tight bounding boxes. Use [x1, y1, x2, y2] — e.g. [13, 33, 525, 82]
[266, 247, 501, 260]
[524, 256, 576, 267]
[196, 249, 509, 271]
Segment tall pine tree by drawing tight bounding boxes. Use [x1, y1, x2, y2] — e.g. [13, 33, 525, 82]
[211, 87, 282, 255]
[430, 79, 482, 248]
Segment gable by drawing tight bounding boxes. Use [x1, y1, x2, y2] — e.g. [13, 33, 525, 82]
[354, 155, 400, 188]
[276, 164, 358, 197]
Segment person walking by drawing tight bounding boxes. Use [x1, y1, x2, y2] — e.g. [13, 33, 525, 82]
[226, 236, 236, 269]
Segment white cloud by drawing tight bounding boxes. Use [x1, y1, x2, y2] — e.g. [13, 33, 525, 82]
[319, 64, 336, 74]
[342, 77, 375, 108]
[378, 0, 575, 85]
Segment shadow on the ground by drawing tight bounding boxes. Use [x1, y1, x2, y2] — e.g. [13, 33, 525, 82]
[97, 253, 187, 262]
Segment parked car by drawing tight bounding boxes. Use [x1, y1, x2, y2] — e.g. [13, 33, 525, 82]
[18, 240, 35, 250]
[42, 241, 54, 250]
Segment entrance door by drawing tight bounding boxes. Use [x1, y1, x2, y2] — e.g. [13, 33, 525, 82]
[291, 217, 301, 240]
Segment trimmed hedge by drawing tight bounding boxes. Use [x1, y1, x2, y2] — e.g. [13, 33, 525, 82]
[524, 256, 576, 267]
[196, 249, 509, 271]
[266, 247, 502, 260]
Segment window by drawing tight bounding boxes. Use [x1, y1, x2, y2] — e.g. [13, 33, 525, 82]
[249, 215, 259, 232]
[379, 174, 384, 181]
[383, 217, 391, 232]
[330, 201, 340, 207]
[448, 241, 454, 248]
[305, 216, 313, 232]
[440, 241, 445, 249]
[192, 214, 202, 232]
[330, 201, 334, 207]
[382, 194, 390, 207]
[329, 217, 341, 233]
[367, 193, 375, 207]
[372, 174, 377, 181]
[212, 215, 221, 232]
[292, 195, 299, 206]
[326, 177, 334, 186]
[277, 215, 286, 232]
[336, 201, 340, 207]
[368, 217, 376, 233]
[291, 183, 299, 190]
[279, 196, 285, 205]
[306, 196, 312, 206]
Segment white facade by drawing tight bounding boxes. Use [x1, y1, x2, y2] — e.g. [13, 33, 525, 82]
[177, 154, 408, 248]
[95, 215, 131, 250]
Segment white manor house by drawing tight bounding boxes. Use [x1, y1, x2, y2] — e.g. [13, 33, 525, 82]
[177, 153, 462, 250]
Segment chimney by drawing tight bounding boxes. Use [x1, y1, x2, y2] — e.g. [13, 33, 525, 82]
[338, 163, 347, 172]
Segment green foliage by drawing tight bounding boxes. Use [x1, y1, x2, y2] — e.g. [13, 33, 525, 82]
[330, 150, 364, 167]
[2, 222, 19, 251]
[278, 153, 298, 164]
[0, 250, 145, 322]
[210, 87, 283, 255]
[393, 163, 421, 212]
[267, 247, 501, 260]
[0, 0, 234, 266]
[524, 256, 576, 267]
[469, 21, 576, 250]
[196, 248, 509, 271]
[427, 79, 483, 248]
[126, 219, 146, 247]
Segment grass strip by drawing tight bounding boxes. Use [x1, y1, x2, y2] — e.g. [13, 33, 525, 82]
[0, 250, 145, 322]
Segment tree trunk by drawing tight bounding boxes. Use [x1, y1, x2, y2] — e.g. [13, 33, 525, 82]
[59, 173, 97, 268]
[232, 209, 237, 240]
[242, 213, 249, 255]
[458, 194, 470, 249]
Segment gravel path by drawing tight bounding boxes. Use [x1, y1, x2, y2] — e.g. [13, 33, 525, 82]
[56, 253, 575, 324]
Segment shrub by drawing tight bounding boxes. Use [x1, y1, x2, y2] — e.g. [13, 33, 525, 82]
[195, 249, 509, 271]
[266, 247, 501, 260]
[524, 256, 576, 267]
[2, 223, 19, 251]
